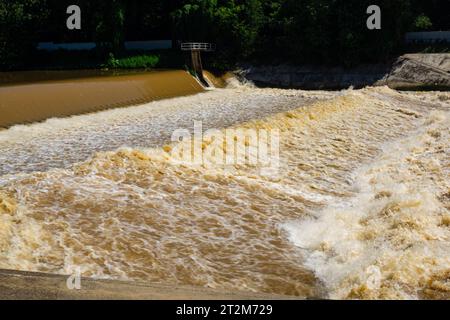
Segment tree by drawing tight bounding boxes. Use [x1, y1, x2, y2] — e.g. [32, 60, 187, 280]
[1, 0, 447, 70]
[172, 0, 264, 68]
[172, 0, 217, 42]
[264, 0, 415, 66]
[414, 14, 433, 31]
[93, 0, 126, 54]
[0, 0, 49, 68]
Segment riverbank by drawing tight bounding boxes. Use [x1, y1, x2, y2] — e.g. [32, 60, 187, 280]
[237, 54, 450, 90]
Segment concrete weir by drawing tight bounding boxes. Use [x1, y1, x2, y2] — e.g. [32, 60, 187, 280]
[0, 70, 205, 128]
[0, 269, 294, 300]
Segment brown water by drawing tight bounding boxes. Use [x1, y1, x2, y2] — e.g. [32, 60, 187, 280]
[0, 78, 449, 299]
[0, 69, 164, 87]
[0, 70, 204, 128]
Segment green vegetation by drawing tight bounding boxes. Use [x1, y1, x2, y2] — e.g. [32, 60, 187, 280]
[0, 0, 448, 71]
[104, 53, 160, 69]
[0, 0, 49, 69]
[414, 14, 433, 31]
[25, 49, 184, 71]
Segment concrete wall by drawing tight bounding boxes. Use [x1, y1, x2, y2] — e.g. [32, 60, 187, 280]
[405, 31, 450, 44]
[37, 40, 172, 51]
[0, 269, 294, 300]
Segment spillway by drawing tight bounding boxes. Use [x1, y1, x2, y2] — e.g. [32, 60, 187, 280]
[0, 70, 204, 128]
[0, 71, 448, 299]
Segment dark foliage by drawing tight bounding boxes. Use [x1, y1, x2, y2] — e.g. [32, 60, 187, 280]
[0, 0, 448, 70]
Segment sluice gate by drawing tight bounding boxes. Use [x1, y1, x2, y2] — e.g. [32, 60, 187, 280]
[181, 43, 216, 87]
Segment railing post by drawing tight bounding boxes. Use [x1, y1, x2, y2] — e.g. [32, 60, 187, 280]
[181, 43, 215, 87]
[191, 50, 207, 86]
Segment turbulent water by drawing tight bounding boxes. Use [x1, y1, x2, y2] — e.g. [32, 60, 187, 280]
[0, 82, 448, 299]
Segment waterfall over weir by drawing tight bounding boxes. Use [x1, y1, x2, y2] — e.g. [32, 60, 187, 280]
[0, 70, 205, 128]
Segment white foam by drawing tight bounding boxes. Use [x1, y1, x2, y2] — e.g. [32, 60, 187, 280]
[284, 111, 450, 299]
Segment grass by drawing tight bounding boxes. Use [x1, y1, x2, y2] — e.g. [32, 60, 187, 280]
[104, 53, 160, 69]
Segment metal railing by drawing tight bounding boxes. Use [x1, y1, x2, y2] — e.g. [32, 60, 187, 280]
[181, 43, 216, 51]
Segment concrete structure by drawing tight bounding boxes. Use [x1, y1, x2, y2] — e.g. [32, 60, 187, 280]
[238, 54, 450, 90]
[181, 43, 216, 87]
[37, 40, 172, 51]
[0, 269, 296, 300]
[0, 70, 205, 128]
[405, 31, 450, 44]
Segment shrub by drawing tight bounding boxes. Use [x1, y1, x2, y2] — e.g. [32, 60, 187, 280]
[104, 53, 160, 69]
[414, 14, 433, 31]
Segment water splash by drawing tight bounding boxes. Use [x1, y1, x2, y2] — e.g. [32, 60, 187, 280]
[284, 108, 450, 299]
[0, 86, 448, 299]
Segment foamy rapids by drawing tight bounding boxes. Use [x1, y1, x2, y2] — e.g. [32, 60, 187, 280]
[0, 84, 448, 299]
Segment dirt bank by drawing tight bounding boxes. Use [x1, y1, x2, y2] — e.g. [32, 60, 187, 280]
[384, 54, 450, 90]
[238, 54, 450, 90]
